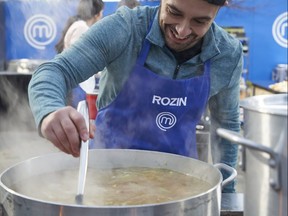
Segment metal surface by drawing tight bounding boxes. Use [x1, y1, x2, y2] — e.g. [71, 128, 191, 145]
[196, 107, 211, 163]
[240, 93, 287, 115]
[272, 64, 288, 82]
[0, 194, 245, 216]
[6, 59, 45, 74]
[221, 193, 244, 216]
[0, 149, 237, 216]
[0, 192, 244, 216]
[218, 94, 288, 216]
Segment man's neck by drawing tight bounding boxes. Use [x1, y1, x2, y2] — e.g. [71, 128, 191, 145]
[169, 39, 203, 65]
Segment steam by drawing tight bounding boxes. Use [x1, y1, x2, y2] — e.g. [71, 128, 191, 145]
[0, 75, 58, 173]
[0, 76, 35, 131]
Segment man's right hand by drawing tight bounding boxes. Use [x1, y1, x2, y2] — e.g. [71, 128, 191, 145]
[40, 106, 89, 157]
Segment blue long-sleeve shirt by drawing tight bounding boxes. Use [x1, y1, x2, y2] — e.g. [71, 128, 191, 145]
[28, 5, 242, 168]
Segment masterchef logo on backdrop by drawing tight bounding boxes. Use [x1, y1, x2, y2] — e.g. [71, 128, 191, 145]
[272, 12, 288, 48]
[24, 14, 57, 50]
[152, 95, 187, 131]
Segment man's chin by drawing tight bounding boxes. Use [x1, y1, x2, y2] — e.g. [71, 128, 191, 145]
[165, 35, 199, 52]
[166, 40, 192, 52]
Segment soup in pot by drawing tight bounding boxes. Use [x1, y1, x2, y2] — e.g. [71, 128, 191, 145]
[10, 167, 212, 206]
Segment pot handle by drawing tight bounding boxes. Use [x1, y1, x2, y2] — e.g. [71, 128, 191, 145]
[216, 128, 278, 161]
[216, 128, 282, 191]
[214, 163, 237, 187]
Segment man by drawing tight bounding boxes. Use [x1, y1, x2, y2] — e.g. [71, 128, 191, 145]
[28, 0, 243, 193]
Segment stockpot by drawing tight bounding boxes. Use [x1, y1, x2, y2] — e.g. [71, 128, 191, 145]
[217, 94, 287, 216]
[0, 149, 236, 216]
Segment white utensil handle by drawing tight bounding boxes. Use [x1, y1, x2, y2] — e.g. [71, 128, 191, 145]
[76, 101, 90, 195]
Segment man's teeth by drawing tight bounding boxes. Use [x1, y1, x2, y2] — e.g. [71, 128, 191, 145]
[172, 30, 189, 39]
[175, 35, 188, 39]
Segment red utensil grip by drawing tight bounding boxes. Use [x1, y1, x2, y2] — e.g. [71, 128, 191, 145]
[86, 93, 98, 120]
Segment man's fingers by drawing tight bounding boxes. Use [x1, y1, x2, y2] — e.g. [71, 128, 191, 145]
[69, 110, 89, 141]
[60, 115, 82, 156]
[42, 125, 70, 155]
[40, 107, 86, 157]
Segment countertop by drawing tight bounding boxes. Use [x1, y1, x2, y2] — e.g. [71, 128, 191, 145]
[250, 80, 285, 94]
[0, 71, 33, 75]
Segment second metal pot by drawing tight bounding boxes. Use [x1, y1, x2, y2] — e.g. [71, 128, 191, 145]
[217, 94, 287, 216]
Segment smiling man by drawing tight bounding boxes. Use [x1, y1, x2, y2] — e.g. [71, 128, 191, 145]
[29, 0, 243, 193]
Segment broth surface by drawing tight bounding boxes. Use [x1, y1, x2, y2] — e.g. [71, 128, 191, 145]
[10, 167, 212, 206]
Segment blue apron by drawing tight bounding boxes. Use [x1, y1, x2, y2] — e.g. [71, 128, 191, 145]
[93, 36, 210, 158]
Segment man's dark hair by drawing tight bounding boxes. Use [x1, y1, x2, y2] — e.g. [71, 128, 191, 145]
[206, 0, 226, 6]
[118, 0, 140, 9]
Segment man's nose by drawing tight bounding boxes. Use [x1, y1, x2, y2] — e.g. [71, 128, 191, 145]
[175, 19, 192, 38]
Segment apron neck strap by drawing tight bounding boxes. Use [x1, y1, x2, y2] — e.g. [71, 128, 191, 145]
[204, 59, 211, 76]
[136, 11, 157, 66]
[137, 39, 150, 66]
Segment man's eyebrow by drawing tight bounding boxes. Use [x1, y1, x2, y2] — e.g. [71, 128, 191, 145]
[167, 3, 213, 20]
[195, 16, 213, 21]
[167, 3, 182, 13]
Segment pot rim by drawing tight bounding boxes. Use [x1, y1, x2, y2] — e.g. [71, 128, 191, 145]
[0, 149, 221, 208]
[240, 94, 287, 116]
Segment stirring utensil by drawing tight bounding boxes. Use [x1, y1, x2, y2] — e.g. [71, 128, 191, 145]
[75, 93, 98, 205]
[75, 100, 90, 204]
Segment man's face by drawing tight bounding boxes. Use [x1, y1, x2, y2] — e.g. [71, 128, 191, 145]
[159, 0, 220, 52]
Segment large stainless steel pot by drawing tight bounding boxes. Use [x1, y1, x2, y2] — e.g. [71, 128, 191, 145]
[217, 94, 287, 216]
[0, 149, 236, 216]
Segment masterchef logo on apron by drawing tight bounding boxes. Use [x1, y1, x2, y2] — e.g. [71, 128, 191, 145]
[152, 95, 187, 131]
